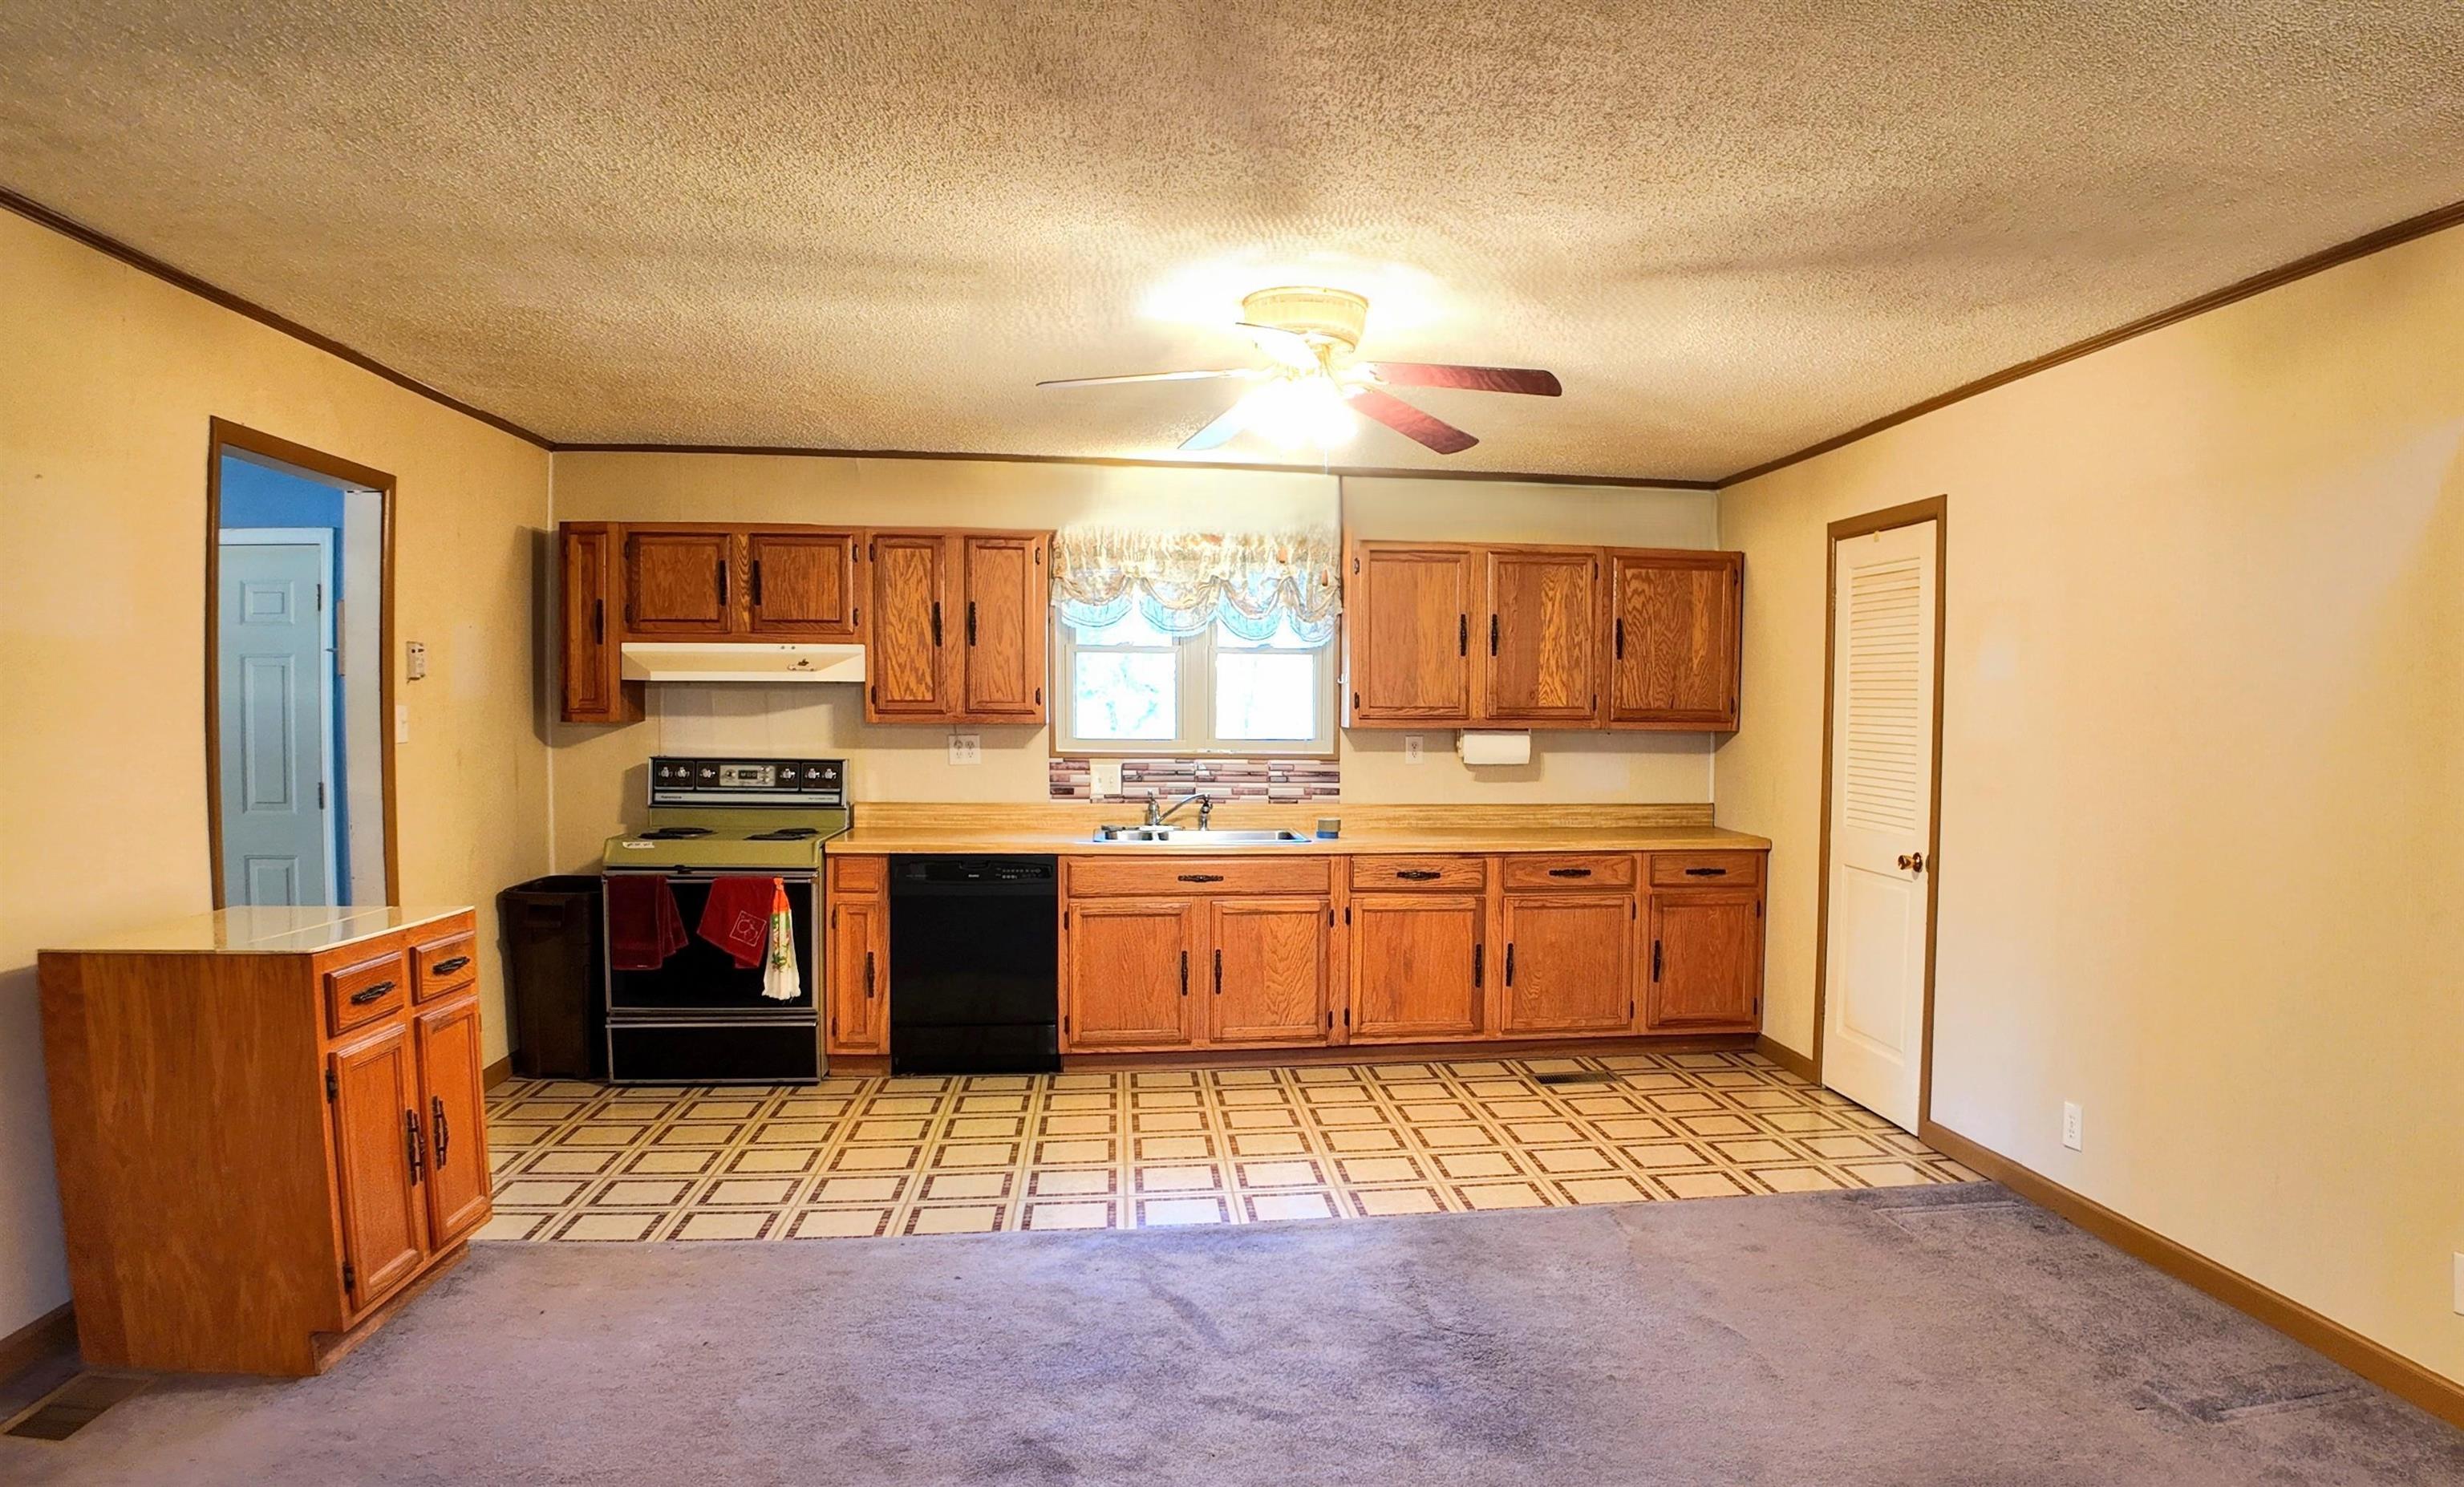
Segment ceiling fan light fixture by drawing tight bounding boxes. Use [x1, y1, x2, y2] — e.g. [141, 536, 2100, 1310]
[1242, 374, 1358, 450]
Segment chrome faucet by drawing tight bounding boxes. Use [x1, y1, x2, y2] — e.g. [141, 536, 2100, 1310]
[1145, 791, 1214, 829]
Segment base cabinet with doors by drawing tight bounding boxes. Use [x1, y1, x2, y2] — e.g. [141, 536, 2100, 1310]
[825, 855, 890, 1055]
[1057, 857, 1335, 1052]
[38, 909, 494, 1376]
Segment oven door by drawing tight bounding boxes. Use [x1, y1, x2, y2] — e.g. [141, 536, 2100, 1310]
[604, 869, 817, 1018]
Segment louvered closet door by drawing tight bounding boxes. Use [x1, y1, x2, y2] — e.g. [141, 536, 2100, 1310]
[1822, 519, 1936, 1132]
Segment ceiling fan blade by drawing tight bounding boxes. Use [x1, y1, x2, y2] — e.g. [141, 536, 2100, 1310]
[1179, 393, 1256, 452]
[1234, 322, 1321, 371]
[1363, 363, 1562, 396]
[1038, 368, 1256, 388]
[1348, 387, 1479, 455]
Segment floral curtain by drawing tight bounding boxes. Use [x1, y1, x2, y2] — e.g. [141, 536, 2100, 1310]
[1051, 528, 1343, 643]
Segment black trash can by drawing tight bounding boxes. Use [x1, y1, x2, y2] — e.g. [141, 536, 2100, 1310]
[499, 875, 606, 1079]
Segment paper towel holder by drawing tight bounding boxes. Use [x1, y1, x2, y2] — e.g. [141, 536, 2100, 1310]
[1457, 731, 1534, 768]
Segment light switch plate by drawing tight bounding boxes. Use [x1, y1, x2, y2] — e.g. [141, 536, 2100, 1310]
[947, 733, 981, 765]
[2061, 1102, 2083, 1152]
[1403, 735, 1424, 764]
[2452, 1253, 2462, 1315]
[394, 703, 411, 744]
[1091, 760, 1124, 798]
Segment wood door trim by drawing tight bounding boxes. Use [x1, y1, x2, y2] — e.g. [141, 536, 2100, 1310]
[1809, 496, 1947, 1124]
[205, 419, 400, 911]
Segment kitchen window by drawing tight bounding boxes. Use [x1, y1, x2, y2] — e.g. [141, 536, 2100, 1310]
[1055, 606, 1336, 756]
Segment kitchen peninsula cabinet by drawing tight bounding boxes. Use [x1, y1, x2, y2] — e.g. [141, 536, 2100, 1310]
[38, 907, 492, 1376]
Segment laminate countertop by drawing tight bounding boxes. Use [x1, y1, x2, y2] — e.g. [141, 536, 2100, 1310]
[43, 906, 473, 956]
[825, 825, 1769, 856]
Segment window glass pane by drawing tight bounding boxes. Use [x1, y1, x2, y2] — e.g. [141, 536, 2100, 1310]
[1074, 650, 1177, 739]
[1071, 606, 1179, 648]
[1216, 617, 1316, 650]
[1214, 650, 1317, 740]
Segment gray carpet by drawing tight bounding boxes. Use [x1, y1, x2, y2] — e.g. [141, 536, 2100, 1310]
[6, 1184, 2458, 1485]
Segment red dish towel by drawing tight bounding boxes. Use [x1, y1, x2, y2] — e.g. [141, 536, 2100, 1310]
[699, 876, 777, 970]
[606, 876, 687, 970]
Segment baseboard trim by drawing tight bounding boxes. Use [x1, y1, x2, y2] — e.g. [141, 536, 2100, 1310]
[0, 1303, 76, 1388]
[1919, 1119, 2464, 1430]
[482, 1055, 513, 1090]
[1753, 1035, 1818, 1082]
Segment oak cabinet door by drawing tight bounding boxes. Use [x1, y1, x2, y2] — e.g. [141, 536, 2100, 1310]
[748, 531, 860, 638]
[960, 533, 1047, 720]
[329, 1024, 427, 1311]
[1498, 894, 1635, 1035]
[828, 895, 888, 1055]
[1348, 893, 1485, 1041]
[412, 996, 492, 1248]
[1064, 899, 1198, 1050]
[1482, 546, 1603, 725]
[1646, 889, 1763, 1031]
[624, 530, 739, 636]
[1347, 544, 1475, 723]
[558, 523, 638, 723]
[1608, 550, 1743, 729]
[866, 533, 955, 719]
[1206, 897, 1331, 1046]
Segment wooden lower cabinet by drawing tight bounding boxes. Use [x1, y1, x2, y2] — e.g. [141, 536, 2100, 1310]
[1497, 893, 1636, 1035]
[1646, 888, 1763, 1031]
[1064, 898, 1200, 1050]
[38, 909, 493, 1376]
[1347, 893, 1486, 1041]
[827, 890, 889, 1055]
[1206, 897, 1333, 1046]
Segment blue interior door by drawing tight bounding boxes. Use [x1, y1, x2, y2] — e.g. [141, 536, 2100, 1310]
[218, 541, 334, 905]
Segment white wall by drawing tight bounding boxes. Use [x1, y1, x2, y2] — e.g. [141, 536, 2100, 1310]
[1716, 224, 2464, 1384]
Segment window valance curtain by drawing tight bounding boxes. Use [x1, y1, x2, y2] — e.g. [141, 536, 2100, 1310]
[1050, 528, 1343, 644]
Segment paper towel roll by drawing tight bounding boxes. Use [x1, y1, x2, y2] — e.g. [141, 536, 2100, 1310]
[1457, 731, 1533, 767]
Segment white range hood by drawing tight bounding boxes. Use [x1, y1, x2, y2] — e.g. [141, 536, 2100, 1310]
[619, 642, 866, 684]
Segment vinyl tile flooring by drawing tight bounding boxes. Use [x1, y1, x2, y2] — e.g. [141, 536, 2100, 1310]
[478, 1050, 1976, 1242]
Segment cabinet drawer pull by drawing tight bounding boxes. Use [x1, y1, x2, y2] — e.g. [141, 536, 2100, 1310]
[1683, 866, 1727, 877]
[432, 1096, 450, 1169]
[1457, 614, 1467, 656]
[967, 599, 978, 646]
[1546, 867, 1593, 878]
[1652, 939, 1664, 982]
[930, 601, 942, 648]
[404, 1109, 423, 1184]
[1180, 949, 1189, 996]
[750, 559, 764, 606]
[429, 955, 472, 975]
[864, 950, 876, 998]
[1395, 869, 1441, 881]
[1177, 873, 1224, 883]
[350, 981, 396, 1005]
[717, 561, 729, 606]
[1503, 943, 1515, 986]
[1473, 942, 1484, 988]
[1213, 947, 1222, 995]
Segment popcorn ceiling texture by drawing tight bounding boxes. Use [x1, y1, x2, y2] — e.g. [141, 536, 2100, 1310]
[3, 2, 2461, 479]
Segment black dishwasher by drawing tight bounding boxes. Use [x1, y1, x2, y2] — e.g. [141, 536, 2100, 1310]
[886, 856, 1060, 1074]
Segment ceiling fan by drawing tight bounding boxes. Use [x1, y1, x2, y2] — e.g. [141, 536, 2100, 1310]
[1038, 286, 1562, 456]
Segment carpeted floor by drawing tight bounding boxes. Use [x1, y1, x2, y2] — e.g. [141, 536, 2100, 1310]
[6, 1184, 2458, 1485]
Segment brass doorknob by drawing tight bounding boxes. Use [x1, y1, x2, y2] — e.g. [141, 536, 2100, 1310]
[1898, 851, 1927, 873]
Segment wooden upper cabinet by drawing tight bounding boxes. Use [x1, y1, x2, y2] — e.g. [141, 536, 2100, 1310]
[328, 1023, 427, 1310]
[865, 532, 956, 719]
[412, 996, 492, 1249]
[1347, 893, 1485, 1041]
[558, 523, 639, 724]
[1206, 897, 1331, 1047]
[623, 529, 739, 635]
[1646, 888, 1762, 1031]
[960, 533, 1047, 720]
[1348, 543, 1476, 723]
[748, 531, 859, 638]
[1609, 549, 1743, 730]
[1497, 893, 1635, 1035]
[1064, 899, 1198, 1050]
[1483, 546, 1603, 725]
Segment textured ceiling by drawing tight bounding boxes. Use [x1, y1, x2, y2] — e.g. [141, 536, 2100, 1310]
[5, 3, 2462, 480]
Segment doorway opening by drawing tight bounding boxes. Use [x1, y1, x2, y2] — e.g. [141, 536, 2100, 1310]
[205, 420, 396, 909]
[1812, 496, 1945, 1134]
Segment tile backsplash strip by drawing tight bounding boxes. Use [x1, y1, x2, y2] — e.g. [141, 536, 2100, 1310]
[1049, 757, 1340, 804]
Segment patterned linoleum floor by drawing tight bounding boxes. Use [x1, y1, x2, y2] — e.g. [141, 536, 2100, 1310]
[478, 1050, 1976, 1242]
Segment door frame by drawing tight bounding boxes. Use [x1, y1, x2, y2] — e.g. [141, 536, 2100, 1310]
[217, 526, 342, 900]
[205, 419, 399, 909]
[1810, 496, 1947, 1124]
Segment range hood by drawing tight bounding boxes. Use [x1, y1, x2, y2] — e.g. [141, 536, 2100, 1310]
[619, 642, 866, 684]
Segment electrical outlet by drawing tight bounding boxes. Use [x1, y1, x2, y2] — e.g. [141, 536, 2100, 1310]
[1403, 735, 1424, 764]
[404, 639, 428, 681]
[946, 733, 981, 765]
[2061, 1102, 2083, 1152]
[1091, 760, 1123, 798]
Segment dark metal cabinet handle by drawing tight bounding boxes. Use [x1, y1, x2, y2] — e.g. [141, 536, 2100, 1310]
[1396, 869, 1441, 881]
[432, 1096, 450, 1169]
[1213, 948, 1222, 995]
[1683, 867, 1728, 877]
[404, 1110, 423, 1183]
[1473, 942, 1484, 988]
[967, 600, 978, 646]
[592, 598, 606, 644]
[750, 559, 764, 606]
[864, 950, 876, 998]
[430, 956, 472, 975]
[1457, 614, 1467, 656]
[1503, 943, 1515, 986]
[716, 561, 729, 605]
[1652, 939, 1664, 982]
[1547, 867, 1593, 878]
[1177, 873, 1224, 883]
[1489, 614, 1499, 655]
[1615, 616, 1624, 659]
[930, 601, 942, 647]
[1179, 950, 1189, 996]
[350, 981, 395, 1005]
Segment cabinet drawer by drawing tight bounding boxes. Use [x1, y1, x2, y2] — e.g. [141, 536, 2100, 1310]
[1065, 857, 1331, 897]
[829, 856, 886, 895]
[325, 950, 411, 1038]
[1348, 855, 1487, 892]
[410, 931, 479, 1003]
[1648, 851, 1763, 889]
[1499, 853, 1637, 891]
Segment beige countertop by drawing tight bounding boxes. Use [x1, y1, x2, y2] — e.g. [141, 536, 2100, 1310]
[44, 905, 473, 957]
[827, 825, 1769, 856]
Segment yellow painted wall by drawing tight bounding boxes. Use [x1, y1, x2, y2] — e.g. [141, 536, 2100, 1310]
[1716, 225, 2464, 1383]
[0, 211, 553, 1336]
[548, 458, 1724, 865]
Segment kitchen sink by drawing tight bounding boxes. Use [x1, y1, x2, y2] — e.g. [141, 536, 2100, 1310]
[1089, 825, 1315, 845]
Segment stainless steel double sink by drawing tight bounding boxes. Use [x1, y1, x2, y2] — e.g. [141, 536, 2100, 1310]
[1088, 825, 1315, 846]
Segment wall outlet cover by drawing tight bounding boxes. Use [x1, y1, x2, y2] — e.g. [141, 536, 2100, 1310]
[404, 639, 428, 681]
[1403, 735, 1424, 764]
[2061, 1102, 2083, 1152]
[1091, 760, 1125, 798]
[947, 734, 982, 765]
